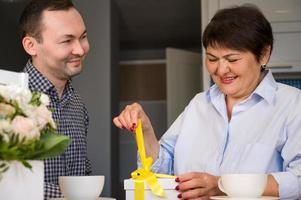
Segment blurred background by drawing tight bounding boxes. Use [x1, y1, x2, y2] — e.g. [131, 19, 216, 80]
[0, 0, 300, 199]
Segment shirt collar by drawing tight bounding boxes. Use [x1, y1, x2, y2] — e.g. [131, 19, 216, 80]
[252, 70, 277, 104]
[23, 60, 54, 94]
[23, 60, 75, 99]
[207, 70, 277, 105]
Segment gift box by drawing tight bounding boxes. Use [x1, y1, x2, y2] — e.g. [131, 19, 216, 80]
[125, 120, 178, 199]
[124, 178, 178, 200]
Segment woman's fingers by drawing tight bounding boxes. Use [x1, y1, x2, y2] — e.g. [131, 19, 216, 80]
[176, 172, 220, 199]
[179, 187, 208, 199]
[113, 102, 148, 132]
[177, 176, 205, 191]
[190, 197, 210, 200]
[129, 103, 141, 127]
[178, 172, 206, 184]
[112, 116, 123, 128]
[123, 106, 136, 131]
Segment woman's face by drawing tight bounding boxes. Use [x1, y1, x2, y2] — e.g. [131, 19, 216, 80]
[206, 46, 265, 100]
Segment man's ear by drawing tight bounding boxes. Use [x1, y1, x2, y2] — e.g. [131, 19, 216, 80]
[22, 36, 38, 56]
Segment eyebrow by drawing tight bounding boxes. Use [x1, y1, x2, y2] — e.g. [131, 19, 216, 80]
[61, 30, 87, 39]
[206, 52, 240, 58]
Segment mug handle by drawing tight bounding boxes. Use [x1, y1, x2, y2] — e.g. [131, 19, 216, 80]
[217, 178, 226, 193]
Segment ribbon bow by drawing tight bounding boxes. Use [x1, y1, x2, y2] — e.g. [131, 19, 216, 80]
[131, 119, 175, 200]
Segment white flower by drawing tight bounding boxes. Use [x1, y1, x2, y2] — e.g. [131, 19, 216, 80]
[23, 104, 35, 119]
[0, 120, 12, 142]
[0, 85, 32, 110]
[0, 85, 12, 101]
[16, 89, 32, 109]
[40, 93, 50, 106]
[34, 105, 56, 129]
[25, 105, 56, 130]
[0, 103, 15, 117]
[0, 120, 12, 133]
[0, 85, 57, 143]
[11, 116, 40, 141]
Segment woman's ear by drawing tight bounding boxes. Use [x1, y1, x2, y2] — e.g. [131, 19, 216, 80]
[22, 36, 38, 56]
[261, 46, 272, 65]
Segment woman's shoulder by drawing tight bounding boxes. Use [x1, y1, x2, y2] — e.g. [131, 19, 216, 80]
[275, 82, 301, 109]
[182, 90, 211, 113]
[276, 82, 301, 96]
[189, 90, 208, 103]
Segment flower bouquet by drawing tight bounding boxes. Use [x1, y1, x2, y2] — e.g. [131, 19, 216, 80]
[0, 86, 70, 176]
[0, 85, 70, 178]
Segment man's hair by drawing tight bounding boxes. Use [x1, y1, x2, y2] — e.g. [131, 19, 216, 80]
[202, 4, 274, 62]
[19, 0, 74, 42]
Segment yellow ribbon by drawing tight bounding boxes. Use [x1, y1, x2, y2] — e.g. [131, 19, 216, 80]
[131, 119, 176, 200]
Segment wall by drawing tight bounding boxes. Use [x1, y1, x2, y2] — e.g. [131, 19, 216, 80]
[0, 1, 28, 71]
[72, 0, 119, 197]
[117, 61, 168, 199]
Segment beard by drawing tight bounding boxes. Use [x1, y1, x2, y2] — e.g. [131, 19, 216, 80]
[64, 64, 83, 79]
[63, 56, 85, 78]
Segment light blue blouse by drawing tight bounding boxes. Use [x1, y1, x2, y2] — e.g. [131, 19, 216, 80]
[151, 70, 301, 199]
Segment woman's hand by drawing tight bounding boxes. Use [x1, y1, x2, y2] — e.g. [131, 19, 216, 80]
[176, 172, 223, 200]
[113, 102, 153, 133]
[113, 102, 159, 160]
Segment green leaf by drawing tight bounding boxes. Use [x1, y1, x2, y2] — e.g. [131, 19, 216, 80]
[30, 92, 41, 106]
[0, 162, 9, 172]
[26, 132, 71, 160]
[0, 161, 9, 179]
[21, 160, 32, 170]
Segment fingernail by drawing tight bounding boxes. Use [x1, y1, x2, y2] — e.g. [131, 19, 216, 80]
[130, 128, 134, 132]
[177, 194, 182, 199]
[122, 126, 126, 129]
[132, 123, 136, 129]
[175, 185, 179, 191]
[175, 177, 180, 182]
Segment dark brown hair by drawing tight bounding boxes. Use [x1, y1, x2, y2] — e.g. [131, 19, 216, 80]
[19, 0, 74, 42]
[202, 4, 274, 62]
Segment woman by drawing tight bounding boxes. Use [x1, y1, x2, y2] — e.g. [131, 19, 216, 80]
[113, 5, 301, 200]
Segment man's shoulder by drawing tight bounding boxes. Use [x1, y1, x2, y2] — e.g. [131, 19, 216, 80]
[23, 61, 54, 93]
[72, 89, 85, 103]
[69, 89, 88, 110]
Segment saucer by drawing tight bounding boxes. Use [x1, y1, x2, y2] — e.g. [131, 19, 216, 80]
[210, 196, 279, 200]
[50, 198, 115, 200]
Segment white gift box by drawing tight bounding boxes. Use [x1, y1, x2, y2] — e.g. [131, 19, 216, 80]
[124, 178, 179, 200]
[0, 160, 44, 200]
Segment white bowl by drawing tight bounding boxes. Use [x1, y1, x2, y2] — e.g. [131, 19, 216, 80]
[59, 175, 105, 200]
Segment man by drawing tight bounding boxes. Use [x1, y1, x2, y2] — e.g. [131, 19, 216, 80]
[19, 0, 91, 198]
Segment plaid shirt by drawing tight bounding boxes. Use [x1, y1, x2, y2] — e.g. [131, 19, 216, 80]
[24, 60, 92, 199]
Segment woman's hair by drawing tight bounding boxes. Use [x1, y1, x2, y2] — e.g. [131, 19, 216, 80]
[19, 0, 74, 42]
[202, 4, 274, 62]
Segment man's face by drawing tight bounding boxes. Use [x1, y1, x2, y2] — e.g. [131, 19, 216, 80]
[33, 8, 89, 81]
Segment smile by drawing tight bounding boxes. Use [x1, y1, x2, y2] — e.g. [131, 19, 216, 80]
[68, 59, 82, 64]
[221, 76, 237, 84]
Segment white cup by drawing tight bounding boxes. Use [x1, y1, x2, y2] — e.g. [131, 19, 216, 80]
[218, 173, 267, 198]
[59, 175, 105, 200]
